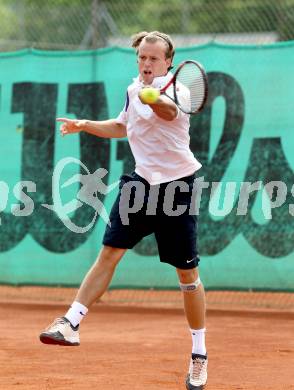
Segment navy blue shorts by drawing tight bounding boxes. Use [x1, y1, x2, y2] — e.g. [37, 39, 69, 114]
[103, 172, 200, 269]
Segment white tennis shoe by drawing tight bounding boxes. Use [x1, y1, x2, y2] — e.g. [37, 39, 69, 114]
[39, 317, 80, 346]
[186, 353, 208, 390]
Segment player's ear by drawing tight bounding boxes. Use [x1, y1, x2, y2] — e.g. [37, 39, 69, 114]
[166, 57, 172, 69]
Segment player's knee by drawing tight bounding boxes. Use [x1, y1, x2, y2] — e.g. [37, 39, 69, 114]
[176, 267, 198, 283]
[177, 268, 201, 292]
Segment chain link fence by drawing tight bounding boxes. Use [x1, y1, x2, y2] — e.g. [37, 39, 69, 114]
[0, 0, 294, 51]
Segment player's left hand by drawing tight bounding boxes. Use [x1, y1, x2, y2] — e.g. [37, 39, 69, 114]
[57, 117, 86, 136]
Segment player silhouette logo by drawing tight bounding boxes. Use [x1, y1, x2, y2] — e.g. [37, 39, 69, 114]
[42, 157, 118, 233]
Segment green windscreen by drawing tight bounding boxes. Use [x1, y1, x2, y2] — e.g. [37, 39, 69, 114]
[0, 42, 293, 291]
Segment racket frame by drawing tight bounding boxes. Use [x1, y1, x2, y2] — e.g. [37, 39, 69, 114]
[160, 60, 208, 115]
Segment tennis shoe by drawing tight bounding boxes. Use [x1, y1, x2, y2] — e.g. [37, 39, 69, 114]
[39, 317, 80, 346]
[186, 353, 208, 390]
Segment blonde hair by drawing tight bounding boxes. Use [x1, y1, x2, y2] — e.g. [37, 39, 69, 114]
[131, 31, 175, 69]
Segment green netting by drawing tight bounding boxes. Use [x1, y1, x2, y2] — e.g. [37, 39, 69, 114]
[0, 42, 294, 291]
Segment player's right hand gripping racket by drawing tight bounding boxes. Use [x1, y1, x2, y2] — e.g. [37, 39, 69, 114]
[160, 60, 208, 115]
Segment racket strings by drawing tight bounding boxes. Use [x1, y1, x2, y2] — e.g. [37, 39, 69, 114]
[176, 62, 207, 114]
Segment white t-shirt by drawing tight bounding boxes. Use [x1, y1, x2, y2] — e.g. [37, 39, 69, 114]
[116, 72, 202, 185]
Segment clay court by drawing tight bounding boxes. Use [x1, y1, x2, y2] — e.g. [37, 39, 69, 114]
[1, 288, 293, 390]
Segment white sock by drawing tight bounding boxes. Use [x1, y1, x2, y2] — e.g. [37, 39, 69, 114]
[190, 328, 206, 355]
[65, 301, 88, 327]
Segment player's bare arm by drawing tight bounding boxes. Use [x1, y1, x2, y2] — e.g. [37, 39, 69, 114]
[56, 117, 127, 138]
[139, 94, 177, 121]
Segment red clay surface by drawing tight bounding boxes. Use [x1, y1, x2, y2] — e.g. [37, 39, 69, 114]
[1, 302, 294, 390]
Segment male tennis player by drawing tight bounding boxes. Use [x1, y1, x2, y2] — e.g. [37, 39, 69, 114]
[40, 31, 207, 390]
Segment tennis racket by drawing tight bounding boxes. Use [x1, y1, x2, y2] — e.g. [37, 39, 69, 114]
[160, 60, 208, 115]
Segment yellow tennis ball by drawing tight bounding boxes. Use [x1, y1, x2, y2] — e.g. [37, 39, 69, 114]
[139, 87, 160, 104]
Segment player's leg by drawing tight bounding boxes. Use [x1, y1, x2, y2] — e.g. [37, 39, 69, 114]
[155, 208, 207, 388]
[40, 171, 150, 346]
[177, 266, 206, 330]
[39, 245, 126, 346]
[177, 267, 207, 390]
[156, 237, 208, 389]
[74, 245, 126, 308]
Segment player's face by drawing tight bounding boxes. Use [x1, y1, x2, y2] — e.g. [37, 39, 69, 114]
[137, 40, 171, 85]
